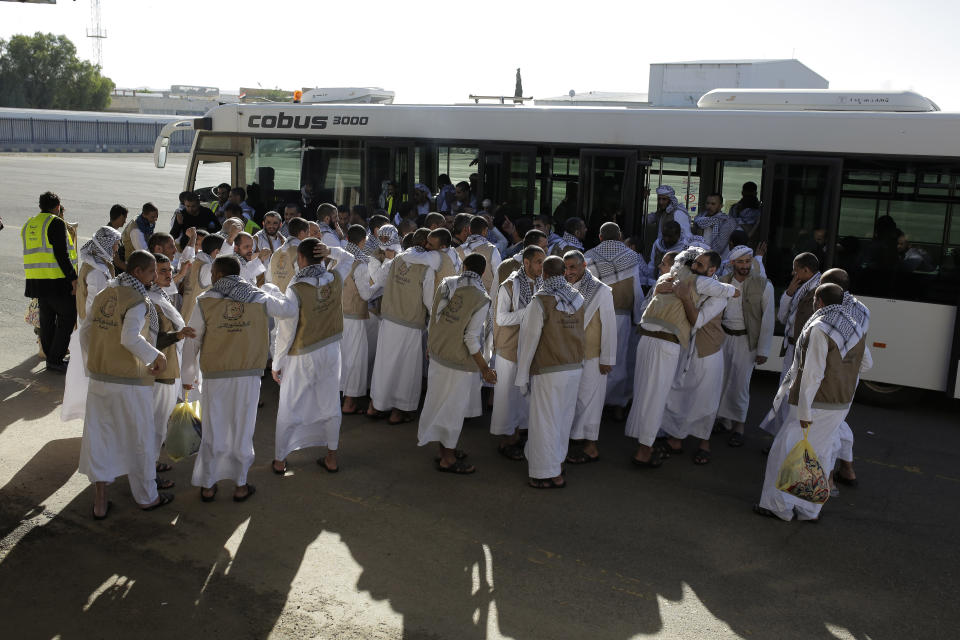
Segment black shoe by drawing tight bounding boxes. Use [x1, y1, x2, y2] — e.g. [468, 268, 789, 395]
[46, 361, 67, 373]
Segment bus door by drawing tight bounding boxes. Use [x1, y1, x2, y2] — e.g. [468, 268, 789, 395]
[365, 142, 414, 213]
[760, 156, 842, 288]
[479, 146, 537, 215]
[189, 152, 241, 202]
[578, 149, 637, 242]
[759, 156, 842, 371]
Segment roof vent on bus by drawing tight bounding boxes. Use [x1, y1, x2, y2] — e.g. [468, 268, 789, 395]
[697, 89, 940, 112]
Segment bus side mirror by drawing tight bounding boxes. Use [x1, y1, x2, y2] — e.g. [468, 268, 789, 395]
[157, 139, 168, 168]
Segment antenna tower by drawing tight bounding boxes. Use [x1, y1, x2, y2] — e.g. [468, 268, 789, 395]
[86, 0, 107, 69]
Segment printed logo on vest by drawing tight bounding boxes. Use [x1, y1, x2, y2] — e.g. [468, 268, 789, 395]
[318, 285, 332, 301]
[100, 299, 117, 318]
[224, 302, 245, 321]
[445, 295, 463, 315]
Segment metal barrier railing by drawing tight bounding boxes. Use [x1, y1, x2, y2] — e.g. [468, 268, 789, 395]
[0, 116, 195, 151]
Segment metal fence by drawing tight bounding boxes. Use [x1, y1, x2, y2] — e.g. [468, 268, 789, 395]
[0, 116, 195, 152]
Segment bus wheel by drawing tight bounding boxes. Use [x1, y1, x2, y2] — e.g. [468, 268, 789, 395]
[857, 380, 913, 406]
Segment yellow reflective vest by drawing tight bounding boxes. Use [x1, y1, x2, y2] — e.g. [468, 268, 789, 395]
[22, 212, 77, 280]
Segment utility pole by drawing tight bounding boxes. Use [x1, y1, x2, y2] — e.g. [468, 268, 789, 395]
[86, 0, 107, 69]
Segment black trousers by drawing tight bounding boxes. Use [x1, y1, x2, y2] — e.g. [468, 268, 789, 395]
[38, 294, 76, 365]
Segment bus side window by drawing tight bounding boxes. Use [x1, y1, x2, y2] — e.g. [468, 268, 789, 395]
[838, 163, 960, 305]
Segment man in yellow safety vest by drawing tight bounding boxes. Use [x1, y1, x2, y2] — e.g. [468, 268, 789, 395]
[22, 191, 78, 372]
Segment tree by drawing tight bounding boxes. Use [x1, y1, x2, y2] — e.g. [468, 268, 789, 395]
[0, 33, 115, 110]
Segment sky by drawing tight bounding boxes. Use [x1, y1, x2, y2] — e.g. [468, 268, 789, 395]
[2, 0, 960, 110]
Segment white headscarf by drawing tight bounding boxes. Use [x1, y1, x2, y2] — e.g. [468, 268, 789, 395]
[728, 245, 753, 262]
[656, 185, 683, 214]
[80, 226, 120, 267]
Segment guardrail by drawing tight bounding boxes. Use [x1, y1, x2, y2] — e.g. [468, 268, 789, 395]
[0, 116, 195, 152]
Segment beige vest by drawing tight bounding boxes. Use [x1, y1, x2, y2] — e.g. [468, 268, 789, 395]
[469, 243, 496, 292]
[342, 262, 370, 320]
[788, 333, 867, 410]
[180, 256, 210, 325]
[288, 275, 344, 355]
[493, 279, 520, 362]
[381, 256, 429, 329]
[427, 283, 489, 371]
[790, 287, 817, 344]
[721, 271, 767, 351]
[530, 295, 585, 376]
[121, 219, 140, 257]
[610, 277, 635, 315]
[640, 272, 697, 349]
[584, 312, 602, 360]
[695, 313, 725, 358]
[497, 256, 520, 286]
[434, 251, 458, 296]
[270, 243, 300, 293]
[197, 296, 269, 377]
[76, 262, 114, 321]
[155, 305, 180, 383]
[86, 285, 154, 386]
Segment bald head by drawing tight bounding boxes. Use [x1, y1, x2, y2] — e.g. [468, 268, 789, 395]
[542, 255, 565, 278]
[599, 222, 621, 241]
[821, 268, 851, 292]
[815, 283, 844, 309]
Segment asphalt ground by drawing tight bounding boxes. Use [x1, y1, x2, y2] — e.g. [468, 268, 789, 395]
[0, 153, 958, 639]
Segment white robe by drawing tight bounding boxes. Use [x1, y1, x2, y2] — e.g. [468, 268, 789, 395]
[340, 261, 381, 397]
[490, 277, 532, 435]
[717, 333, 755, 423]
[570, 282, 617, 442]
[835, 421, 854, 463]
[181, 284, 298, 487]
[418, 292, 488, 448]
[515, 296, 583, 479]
[77, 302, 162, 505]
[758, 327, 872, 520]
[584, 261, 643, 408]
[624, 328, 681, 447]
[369, 251, 437, 412]
[524, 370, 581, 479]
[273, 255, 353, 460]
[153, 382, 179, 457]
[489, 358, 528, 436]
[661, 296, 727, 441]
[61, 258, 111, 422]
[418, 363, 483, 449]
[275, 342, 343, 459]
[147, 288, 186, 457]
[371, 322, 424, 412]
[717, 278, 775, 423]
[253, 230, 285, 269]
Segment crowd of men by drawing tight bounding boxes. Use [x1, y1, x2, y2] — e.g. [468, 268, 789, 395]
[22, 180, 871, 523]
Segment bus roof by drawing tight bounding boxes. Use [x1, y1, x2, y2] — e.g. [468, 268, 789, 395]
[198, 102, 960, 160]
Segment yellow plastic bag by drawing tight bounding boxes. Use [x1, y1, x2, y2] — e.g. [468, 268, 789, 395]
[165, 395, 202, 462]
[776, 427, 830, 504]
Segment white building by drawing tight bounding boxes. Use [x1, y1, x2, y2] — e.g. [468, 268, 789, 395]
[648, 59, 828, 107]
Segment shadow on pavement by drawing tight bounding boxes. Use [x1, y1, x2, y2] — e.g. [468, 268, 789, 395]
[0, 373, 956, 638]
[0, 355, 64, 434]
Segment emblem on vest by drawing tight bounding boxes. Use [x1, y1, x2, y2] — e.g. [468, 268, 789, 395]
[100, 299, 117, 318]
[224, 302, 245, 321]
[318, 285, 332, 301]
[445, 295, 463, 316]
[396, 261, 410, 277]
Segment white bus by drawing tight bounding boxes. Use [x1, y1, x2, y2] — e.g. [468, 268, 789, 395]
[154, 98, 960, 400]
